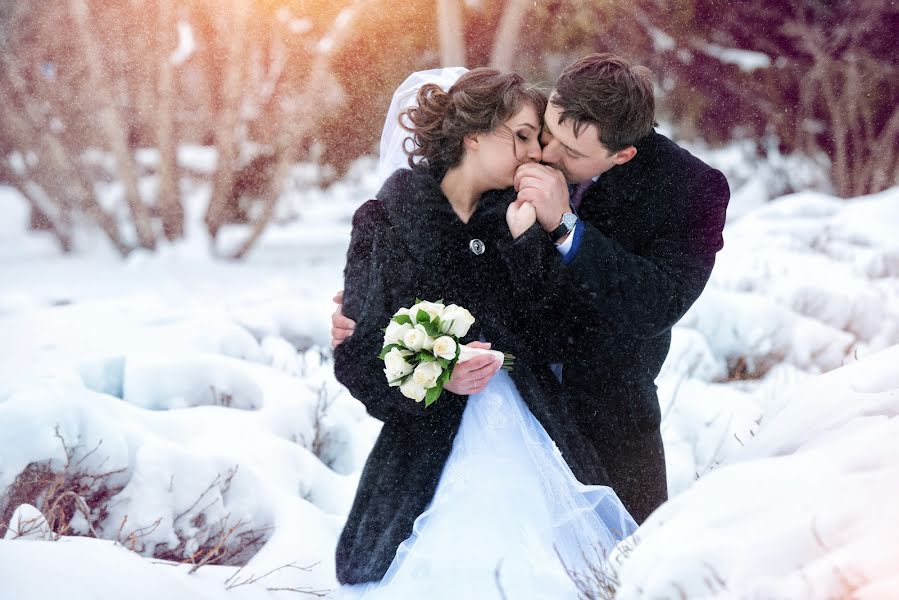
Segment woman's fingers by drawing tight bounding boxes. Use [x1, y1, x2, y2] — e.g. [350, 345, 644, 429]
[466, 341, 492, 350]
[506, 199, 537, 238]
[457, 354, 497, 376]
[445, 350, 501, 395]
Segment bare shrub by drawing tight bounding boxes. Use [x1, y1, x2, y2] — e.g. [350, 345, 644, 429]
[0, 427, 272, 572]
[149, 466, 273, 568]
[0, 426, 126, 539]
[294, 382, 342, 471]
[225, 561, 330, 597]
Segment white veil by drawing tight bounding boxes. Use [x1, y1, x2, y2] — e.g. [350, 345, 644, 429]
[377, 67, 469, 185]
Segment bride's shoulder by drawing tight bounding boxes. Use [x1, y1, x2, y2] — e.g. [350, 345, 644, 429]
[378, 165, 444, 203]
[350, 194, 410, 249]
[382, 167, 416, 188]
[351, 199, 389, 236]
[355, 168, 414, 226]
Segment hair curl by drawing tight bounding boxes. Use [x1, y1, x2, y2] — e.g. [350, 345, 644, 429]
[399, 68, 547, 176]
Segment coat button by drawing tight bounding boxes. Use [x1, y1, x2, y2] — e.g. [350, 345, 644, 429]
[469, 239, 485, 255]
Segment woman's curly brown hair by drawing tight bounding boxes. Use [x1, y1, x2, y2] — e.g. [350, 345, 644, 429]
[399, 68, 547, 176]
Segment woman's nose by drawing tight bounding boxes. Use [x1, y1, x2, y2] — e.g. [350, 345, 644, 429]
[525, 140, 542, 162]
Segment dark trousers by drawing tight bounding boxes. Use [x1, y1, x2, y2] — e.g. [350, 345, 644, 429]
[593, 428, 668, 524]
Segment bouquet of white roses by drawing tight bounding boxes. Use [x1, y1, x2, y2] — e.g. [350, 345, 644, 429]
[378, 300, 515, 406]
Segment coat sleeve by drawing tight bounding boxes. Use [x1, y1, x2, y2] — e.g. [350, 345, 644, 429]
[500, 169, 729, 340]
[496, 227, 580, 363]
[333, 200, 464, 423]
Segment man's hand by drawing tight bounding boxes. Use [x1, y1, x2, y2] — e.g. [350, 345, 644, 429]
[444, 341, 502, 396]
[506, 198, 537, 239]
[331, 290, 356, 349]
[514, 163, 570, 232]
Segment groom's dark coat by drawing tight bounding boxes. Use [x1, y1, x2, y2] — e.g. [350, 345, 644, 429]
[503, 130, 730, 522]
[333, 166, 610, 585]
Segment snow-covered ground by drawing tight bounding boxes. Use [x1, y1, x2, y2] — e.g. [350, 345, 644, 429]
[1, 151, 898, 599]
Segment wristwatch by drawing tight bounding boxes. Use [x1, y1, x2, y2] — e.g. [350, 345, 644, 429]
[550, 212, 579, 242]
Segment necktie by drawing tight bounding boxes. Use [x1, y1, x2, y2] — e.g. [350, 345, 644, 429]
[570, 179, 594, 212]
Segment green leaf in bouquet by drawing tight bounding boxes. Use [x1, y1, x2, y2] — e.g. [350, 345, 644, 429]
[436, 357, 450, 369]
[418, 352, 437, 362]
[388, 372, 413, 386]
[415, 309, 430, 324]
[392, 314, 413, 325]
[424, 384, 443, 407]
[422, 320, 440, 337]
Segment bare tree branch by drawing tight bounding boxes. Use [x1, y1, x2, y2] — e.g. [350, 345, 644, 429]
[68, 0, 156, 249]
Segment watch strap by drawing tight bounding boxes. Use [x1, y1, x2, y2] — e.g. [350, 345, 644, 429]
[550, 213, 577, 242]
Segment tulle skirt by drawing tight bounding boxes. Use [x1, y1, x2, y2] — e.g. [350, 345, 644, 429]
[335, 370, 637, 599]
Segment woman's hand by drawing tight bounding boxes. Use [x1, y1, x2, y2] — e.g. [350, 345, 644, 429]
[445, 341, 502, 396]
[506, 197, 537, 239]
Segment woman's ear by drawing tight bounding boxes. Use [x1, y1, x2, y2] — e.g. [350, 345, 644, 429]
[463, 132, 480, 152]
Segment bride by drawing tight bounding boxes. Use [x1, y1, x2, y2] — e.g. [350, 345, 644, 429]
[331, 67, 637, 599]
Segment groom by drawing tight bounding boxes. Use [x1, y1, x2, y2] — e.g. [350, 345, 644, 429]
[332, 54, 729, 524]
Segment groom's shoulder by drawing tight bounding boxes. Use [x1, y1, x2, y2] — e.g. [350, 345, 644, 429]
[641, 131, 728, 199]
[646, 132, 715, 174]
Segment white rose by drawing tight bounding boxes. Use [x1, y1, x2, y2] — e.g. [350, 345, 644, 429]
[440, 304, 476, 338]
[384, 369, 402, 386]
[393, 307, 411, 318]
[410, 301, 445, 322]
[414, 324, 436, 351]
[384, 320, 413, 345]
[399, 379, 427, 402]
[403, 327, 427, 352]
[432, 336, 457, 360]
[383, 348, 413, 384]
[412, 360, 443, 389]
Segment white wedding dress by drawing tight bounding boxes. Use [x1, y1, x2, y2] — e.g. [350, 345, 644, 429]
[334, 369, 638, 599]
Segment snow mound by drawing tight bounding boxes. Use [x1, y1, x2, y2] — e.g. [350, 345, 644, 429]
[616, 346, 899, 599]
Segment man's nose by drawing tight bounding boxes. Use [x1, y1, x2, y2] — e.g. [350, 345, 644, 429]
[541, 140, 560, 165]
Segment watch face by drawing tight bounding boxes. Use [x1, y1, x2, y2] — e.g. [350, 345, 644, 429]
[562, 212, 578, 228]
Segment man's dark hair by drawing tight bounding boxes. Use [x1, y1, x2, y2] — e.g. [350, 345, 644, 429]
[552, 53, 655, 153]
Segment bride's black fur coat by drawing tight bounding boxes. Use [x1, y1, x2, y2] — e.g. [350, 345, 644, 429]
[333, 165, 606, 585]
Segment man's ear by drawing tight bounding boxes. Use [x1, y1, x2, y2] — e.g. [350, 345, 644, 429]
[612, 146, 637, 165]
